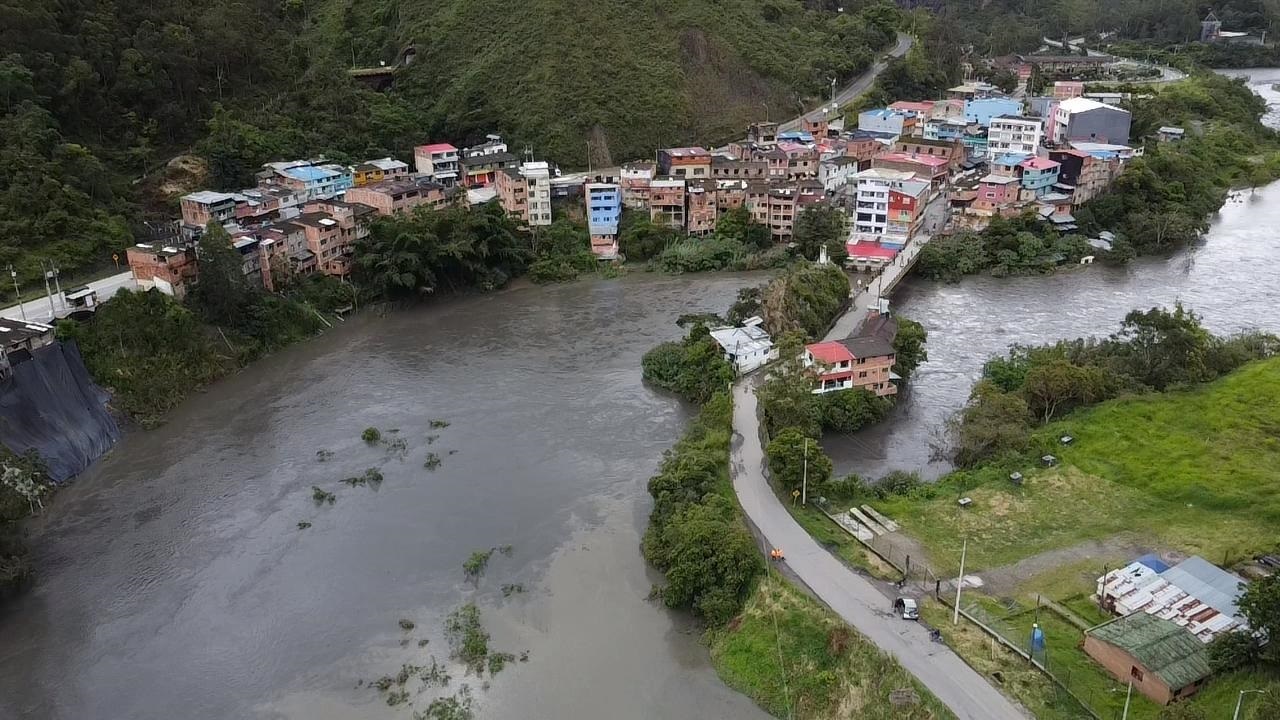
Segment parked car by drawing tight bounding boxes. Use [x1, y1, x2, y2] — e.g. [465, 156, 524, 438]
[894, 597, 919, 620]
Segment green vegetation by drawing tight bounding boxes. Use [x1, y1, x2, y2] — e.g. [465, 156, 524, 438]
[527, 219, 598, 284]
[642, 393, 762, 625]
[443, 603, 490, 673]
[759, 263, 850, 340]
[917, 74, 1280, 282]
[766, 428, 833, 497]
[354, 203, 531, 299]
[641, 324, 735, 404]
[462, 549, 495, 581]
[892, 317, 928, 382]
[0, 451, 52, 595]
[877, 355, 1280, 573]
[0, 0, 898, 280]
[950, 304, 1277, 467]
[709, 574, 955, 720]
[362, 427, 381, 444]
[311, 486, 336, 505]
[58, 235, 326, 426]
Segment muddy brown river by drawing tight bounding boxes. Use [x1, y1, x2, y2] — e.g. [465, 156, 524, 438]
[0, 273, 774, 720]
[4, 69, 1280, 720]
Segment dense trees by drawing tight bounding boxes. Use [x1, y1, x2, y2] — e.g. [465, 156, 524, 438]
[759, 263, 850, 339]
[767, 428, 833, 496]
[891, 317, 928, 382]
[791, 206, 848, 263]
[642, 393, 762, 625]
[354, 203, 532, 299]
[950, 304, 1279, 466]
[641, 324, 736, 404]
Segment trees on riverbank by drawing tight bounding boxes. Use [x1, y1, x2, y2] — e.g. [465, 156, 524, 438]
[950, 303, 1279, 467]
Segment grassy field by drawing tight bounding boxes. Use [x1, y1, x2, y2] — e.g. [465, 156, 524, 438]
[875, 358, 1280, 575]
[710, 574, 956, 720]
[787, 501, 900, 581]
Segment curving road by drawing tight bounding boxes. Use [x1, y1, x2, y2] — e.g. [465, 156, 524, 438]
[730, 379, 1029, 720]
[778, 32, 914, 133]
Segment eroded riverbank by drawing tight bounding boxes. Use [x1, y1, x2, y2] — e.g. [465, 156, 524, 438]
[0, 273, 773, 720]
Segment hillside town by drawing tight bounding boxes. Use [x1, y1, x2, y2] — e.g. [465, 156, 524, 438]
[129, 66, 1148, 301]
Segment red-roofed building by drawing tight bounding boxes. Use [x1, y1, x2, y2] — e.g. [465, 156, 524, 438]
[414, 143, 460, 186]
[872, 151, 950, 187]
[846, 240, 899, 270]
[803, 336, 898, 396]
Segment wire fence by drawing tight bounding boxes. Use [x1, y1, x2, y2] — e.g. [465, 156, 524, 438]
[812, 500, 1137, 720]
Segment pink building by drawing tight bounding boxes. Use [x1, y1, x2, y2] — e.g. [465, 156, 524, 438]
[1053, 81, 1085, 100]
[872, 151, 950, 187]
[344, 177, 448, 216]
[972, 174, 1021, 214]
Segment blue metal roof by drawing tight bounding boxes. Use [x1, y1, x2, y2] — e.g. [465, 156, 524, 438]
[1135, 553, 1171, 574]
[283, 166, 339, 181]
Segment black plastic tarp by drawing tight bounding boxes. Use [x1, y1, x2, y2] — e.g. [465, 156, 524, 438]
[0, 341, 120, 483]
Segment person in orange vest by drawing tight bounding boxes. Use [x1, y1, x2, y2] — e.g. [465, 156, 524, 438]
[770, 548, 784, 561]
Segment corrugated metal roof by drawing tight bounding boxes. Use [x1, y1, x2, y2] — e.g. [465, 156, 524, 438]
[1088, 613, 1211, 690]
[1161, 556, 1246, 618]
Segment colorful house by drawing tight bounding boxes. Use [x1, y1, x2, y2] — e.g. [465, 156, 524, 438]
[964, 97, 1023, 127]
[1019, 157, 1061, 197]
[802, 336, 898, 396]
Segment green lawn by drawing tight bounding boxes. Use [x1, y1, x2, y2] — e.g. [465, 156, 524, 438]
[875, 358, 1280, 575]
[710, 573, 956, 720]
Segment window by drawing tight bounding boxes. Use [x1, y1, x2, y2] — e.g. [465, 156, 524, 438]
[1130, 666, 1143, 682]
[858, 371, 868, 378]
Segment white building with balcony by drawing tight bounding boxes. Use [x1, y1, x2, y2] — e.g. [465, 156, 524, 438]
[519, 161, 552, 226]
[414, 143, 461, 186]
[850, 168, 916, 237]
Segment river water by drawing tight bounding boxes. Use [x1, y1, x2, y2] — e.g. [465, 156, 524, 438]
[0, 273, 774, 720]
[824, 68, 1280, 481]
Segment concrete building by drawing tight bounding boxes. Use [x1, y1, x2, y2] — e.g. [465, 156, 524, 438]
[180, 191, 238, 233]
[620, 161, 656, 209]
[819, 156, 861, 193]
[886, 181, 930, 242]
[585, 183, 623, 259]
[459, 151, 518, 188]
[344, 177, 449, 217]
[712, 156, 769, 180]
[1053, 81, 1085, 100]
[988, 115, 1044, 157]
[766, 187, 797, 241]
[269, 163, 353, 200]
[352, 157, 410, 187]
[710, 317, 776, 374]
[1083, 613, 1212, 705]
[656, 147, 712, 179]
[947, 81, 1000, 101]
[291, 201, 373, 277]
[715, 179, 749, 213]
[778, 142, 818, 179]
[414, 143, 461, 186]
[858, 109, 910, 137]
[964, 97, 1023, 127]
[1052, 98, 1132, 145]
[1157, 126, 1186, 142]
[0, 317, 56, 355]
[893, 137, 966, 173]
[872, 152, 949, 188]
[1018, 156, 1061, 197]
[851, 168, 916, 237]
[888, 100, 938, 120]
[686, 180, 718, 236]
[495, 162, 553, 227]
[127, 243, 199, 299]
[923, 117, 968, 143]
[802, 336, 898, 396]
[649, 177, 687, 229]
[972, 174, 1021, 215]
[747, 121, 779, 147]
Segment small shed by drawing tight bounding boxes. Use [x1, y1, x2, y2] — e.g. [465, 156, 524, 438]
[1157, 126, 1185, 142]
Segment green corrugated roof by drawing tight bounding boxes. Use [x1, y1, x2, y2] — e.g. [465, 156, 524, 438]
[1087, 613, 1212, 690]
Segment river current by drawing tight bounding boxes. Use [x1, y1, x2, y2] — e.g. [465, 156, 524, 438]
[825, 68, 1280, 480]
[2, 70, 1279, 720]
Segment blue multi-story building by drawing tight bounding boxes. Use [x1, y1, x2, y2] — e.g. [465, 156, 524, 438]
[1019, 157, 1062, 197]
[964, 97, 1023, 127]
[923, 117, 967, 143]
[586, 183, 623, 260]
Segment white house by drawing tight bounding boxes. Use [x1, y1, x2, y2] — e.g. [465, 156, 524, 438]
[850, 167, 915, 237]
[710, 317, 776, 374]
[988, 115, 1044, 156]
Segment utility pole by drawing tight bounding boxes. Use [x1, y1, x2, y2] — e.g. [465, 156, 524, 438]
[952, 537, 967, 625]
[1120, 681, 1132, 720]
[586, 140, 592, 174]
[8, 265, 25, 322]
[51, 263, 64, 310]
[41, 260, 56, 319]
[801, 437, 809, 505]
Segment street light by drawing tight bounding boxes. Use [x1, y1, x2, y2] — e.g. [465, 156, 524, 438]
[1233, 689, 1266, 720]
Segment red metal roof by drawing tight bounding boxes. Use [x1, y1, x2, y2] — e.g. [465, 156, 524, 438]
[806, 341, 855, 364]
[889, 101, 936, 113]
[416, 143, 458, 154]
[1020, 157, 1061, 170]
[877, 151, 950, 168]
[846, 241, 899, 260]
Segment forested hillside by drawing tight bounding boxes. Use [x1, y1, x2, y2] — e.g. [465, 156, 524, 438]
[0, 0, 898, 281]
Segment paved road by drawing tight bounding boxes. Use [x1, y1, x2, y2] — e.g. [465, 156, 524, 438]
[1, 270, 136, 322]
[778, 32, 914, 133]
[729, 381, 1029, 720]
